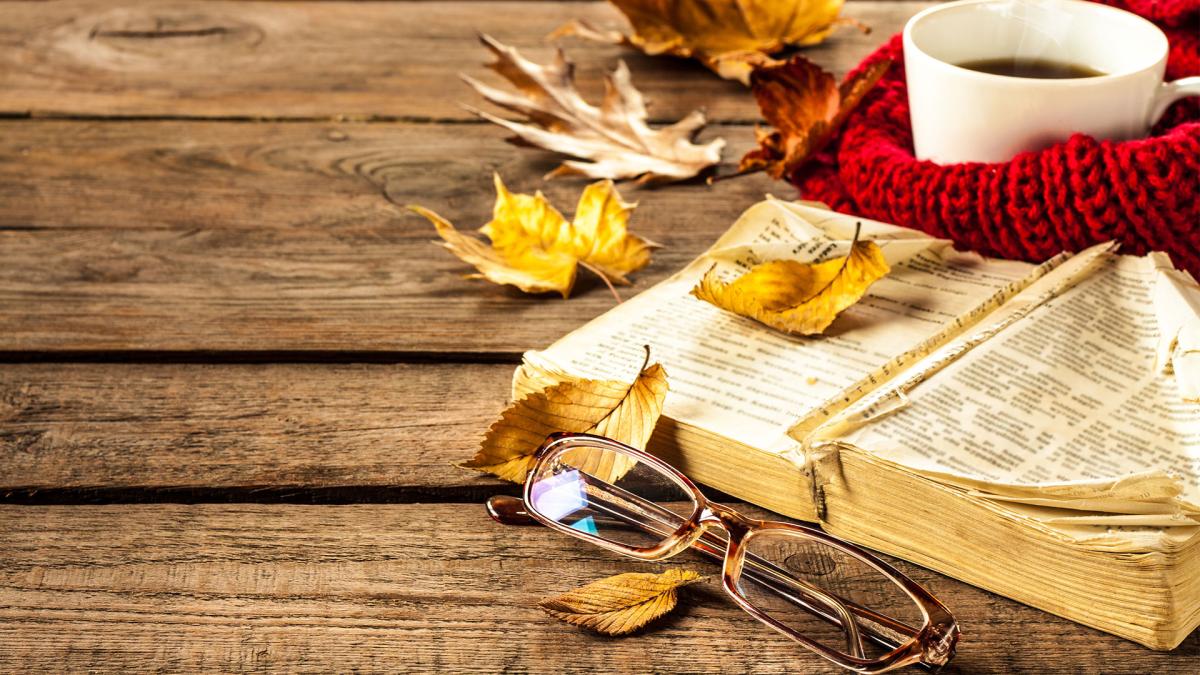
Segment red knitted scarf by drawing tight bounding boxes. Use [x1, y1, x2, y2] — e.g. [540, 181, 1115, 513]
[793, 0, 1200, 273]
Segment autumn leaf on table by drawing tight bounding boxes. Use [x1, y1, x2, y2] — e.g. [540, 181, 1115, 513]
[409, 174, 656, 299]
[540, 569, 703, 635]
[691, 227, 889, 335]
[462, 34, 724, 183]
[551, 0, 851, 84]
[460, 346, 668, 483]
[737, 55, 891, 181]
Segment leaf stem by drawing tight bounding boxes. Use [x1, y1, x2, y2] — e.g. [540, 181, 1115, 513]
[707, 165, 762, 185]
[579, 260, 623, 304]
[799, 221, 862, 304]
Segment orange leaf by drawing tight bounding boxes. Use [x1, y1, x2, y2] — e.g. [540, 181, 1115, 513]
[739, 56, 891, 180]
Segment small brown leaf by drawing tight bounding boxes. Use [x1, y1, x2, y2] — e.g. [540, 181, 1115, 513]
[552, 0, 851, 85]
[460, 346, 668, 483]
[540, 569, 703, 635]
[738, 56, 891, 180]
[691, 229, 890, 335]
[463, 34, 724, 183]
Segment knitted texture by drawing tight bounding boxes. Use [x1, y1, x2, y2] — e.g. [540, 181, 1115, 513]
[792, 0, 1200, 273]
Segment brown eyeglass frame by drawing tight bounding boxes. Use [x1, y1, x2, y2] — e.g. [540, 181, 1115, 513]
[488, 432, 959, 674]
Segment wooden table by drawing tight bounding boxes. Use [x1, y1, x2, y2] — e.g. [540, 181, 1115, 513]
[0, 1, 1195, 672]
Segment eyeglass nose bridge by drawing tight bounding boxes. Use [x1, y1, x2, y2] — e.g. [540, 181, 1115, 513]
[698, 501, 756, 539]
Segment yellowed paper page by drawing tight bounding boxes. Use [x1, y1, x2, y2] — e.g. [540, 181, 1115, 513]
[975, 499, 1199, 552]
[520, 199, 1038, 454]
[826, 252, 1200, 521]
[1154, 265, 1200, 402]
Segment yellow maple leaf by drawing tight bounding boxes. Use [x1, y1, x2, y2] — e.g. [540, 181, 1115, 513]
[539, 569, 703, 636]
[460, 346, 668, 483]
[410, 174, 656, 298]
[691, 235, 889, 335]
[553, 0, 849, 84]
[566, 179, 656, 284]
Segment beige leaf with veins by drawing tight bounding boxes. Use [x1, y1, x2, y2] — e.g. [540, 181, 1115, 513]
[459, 346, 668, 483]
[462, 34, 724, 183]
[540, 569, 703, 635]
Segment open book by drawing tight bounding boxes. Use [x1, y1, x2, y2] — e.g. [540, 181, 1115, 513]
[515, 198, 1200, 649]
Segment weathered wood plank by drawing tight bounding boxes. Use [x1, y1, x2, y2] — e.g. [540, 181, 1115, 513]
[0, 0, 925, 120]
[0, 120, 776, 353]
[0, 503, 1194, 673]
[0, 362, 514, 494]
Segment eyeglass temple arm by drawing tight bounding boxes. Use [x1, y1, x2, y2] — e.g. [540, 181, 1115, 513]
[487, 494, 917, 656]
[486, 494, 539, 524]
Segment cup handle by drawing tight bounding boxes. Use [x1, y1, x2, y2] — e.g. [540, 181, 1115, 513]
[1150, 77, 1200, 125]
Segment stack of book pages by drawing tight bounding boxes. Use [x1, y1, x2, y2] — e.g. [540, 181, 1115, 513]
[514, 199, 1199, 649]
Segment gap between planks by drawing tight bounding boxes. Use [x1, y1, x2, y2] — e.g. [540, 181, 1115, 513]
[0, 360, 733, 503]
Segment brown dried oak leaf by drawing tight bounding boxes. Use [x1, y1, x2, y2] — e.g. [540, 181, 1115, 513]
[463, 34, 724, 183]
[540, 569, 703, 635]
[739, 55, 891, 181]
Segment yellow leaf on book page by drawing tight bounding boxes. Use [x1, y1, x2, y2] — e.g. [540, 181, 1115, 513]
[460, 347, 668, 483]
[409, 174, 656, 298]
[539, 569, 703, 635]
[691, 237, 889, 335]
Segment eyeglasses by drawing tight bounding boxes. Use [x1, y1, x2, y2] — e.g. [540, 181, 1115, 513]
[486, 432, 959, 673]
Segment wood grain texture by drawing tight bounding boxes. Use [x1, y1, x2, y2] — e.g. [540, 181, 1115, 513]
[7, 0, 1191, 668]
[0, 502, 1195, 673]
[0, 0, 926, 120]
[0, 120, 776, 353]
[0, 362, 513, 494]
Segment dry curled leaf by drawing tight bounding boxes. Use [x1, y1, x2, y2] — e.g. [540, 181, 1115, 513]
[551, 0, 850, 84]
[462, 34, 724, 183]
[540, 569, 703, 635]
[409, 174, 656, 298]
[738, 55, 891, 180]
[691, 230, 890, 335]
[460, 346, 668, 483]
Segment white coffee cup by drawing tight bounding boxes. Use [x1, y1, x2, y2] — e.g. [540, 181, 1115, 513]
[903, 0, 1200, 164]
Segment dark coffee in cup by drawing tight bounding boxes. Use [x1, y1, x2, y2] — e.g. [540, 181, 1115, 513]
[955, 57, 1105, 79]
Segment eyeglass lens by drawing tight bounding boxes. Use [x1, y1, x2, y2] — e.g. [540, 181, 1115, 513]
[528, 442, 698, 549]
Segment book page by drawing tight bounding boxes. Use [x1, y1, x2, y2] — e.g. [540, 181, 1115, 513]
[520, 199, 1039, 454]
[825, 252, 1200, 518]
